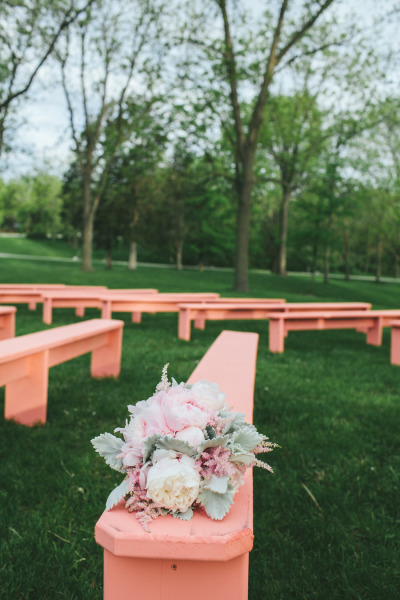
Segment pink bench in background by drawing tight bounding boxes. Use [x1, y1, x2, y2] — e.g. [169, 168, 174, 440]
[0, 306, 16, 340]
[0, 284, 66, 289]
[100, 292, 220, 322]
[390, 320, 400, 366]
[95, 330, 259, 600]
[41, 289, 157, 324]
[0, 286, 107, 312]
[0, 319, 124, 426]
[269, 309, 400, 353]
[177, 301, 372, 341]
[190, 297, 286, 330]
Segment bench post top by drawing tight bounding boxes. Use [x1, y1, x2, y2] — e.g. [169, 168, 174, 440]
[95, 330, 258, 560]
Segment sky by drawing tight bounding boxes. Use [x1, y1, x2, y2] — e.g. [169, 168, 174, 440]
[1, 0, 397, 182]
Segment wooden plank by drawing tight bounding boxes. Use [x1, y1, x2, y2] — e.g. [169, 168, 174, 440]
[95, 330, 259, 600]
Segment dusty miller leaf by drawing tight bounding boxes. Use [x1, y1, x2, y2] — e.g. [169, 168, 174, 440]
[202, 475, 229, 494]
[229, 427, 266, 452]
[197, 488, 234, 520]
[156, 436, 196, 457]
[198, 435, 230, 453]
[105, 478, 130, 511]
[142, 433, 164, 463]
[172, 507, 194, 521]
[91, 433, 125, 473]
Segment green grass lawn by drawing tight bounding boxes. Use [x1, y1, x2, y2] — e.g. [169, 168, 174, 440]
[0, 254, 399, 599]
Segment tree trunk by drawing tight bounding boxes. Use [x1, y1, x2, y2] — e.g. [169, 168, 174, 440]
[233, 161, 254, 292]
[311, 238, 318, 275]
[394, 253, 399, 279]
[176, 240, 183, 270]
[81, 212, 94, 272]
[376, 238, 382, 283]
[81, 173, 94, 272]
[323, 244, 330, 284]
[128, 241, 137, 270]
[105, 249, 112, 270]
[344, 229, 350, 281]
[278, 188, 290, 276]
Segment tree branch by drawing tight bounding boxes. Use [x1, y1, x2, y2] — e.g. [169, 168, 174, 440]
[0, 0, 96, 111]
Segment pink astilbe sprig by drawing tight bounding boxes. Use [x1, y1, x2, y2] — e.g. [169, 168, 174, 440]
[250, 440, 280, 473]
[196, 446, 236, 480]
[124, 465, 163, 532]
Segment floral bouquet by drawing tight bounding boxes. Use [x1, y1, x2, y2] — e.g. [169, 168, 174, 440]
[91, 365, 277, 531]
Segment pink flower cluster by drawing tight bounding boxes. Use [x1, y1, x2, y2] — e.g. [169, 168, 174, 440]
[92, 366, 277, 531]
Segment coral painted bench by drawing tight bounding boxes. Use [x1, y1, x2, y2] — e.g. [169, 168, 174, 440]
[41, 289, 157, 324]
[0, 306, 16, 340]
[95, 329, 259, 600]
[390, 320, 400, 366]
[190, 297, 286, 331]
[99, 292, 220, 323]
[0, 286, 106, 312]
[178, 301, 372, 341]
[269, 309, 400, 353]
[0, 319, 124, 426]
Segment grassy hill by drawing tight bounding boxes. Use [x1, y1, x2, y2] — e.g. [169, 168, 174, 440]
[0, 242, 399, 599]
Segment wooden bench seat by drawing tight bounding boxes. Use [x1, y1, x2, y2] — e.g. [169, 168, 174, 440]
[269, 309, 400, 352]
[0, 283, 66, 289]
[41, 289, 157, 324]
[0, 319, 124, 426]
[100, 292, 220, 323]
[177, 301, 372, 341]
[0, 286, 108, 312]
[95, 330, 259, 600]
[0, 306, 16, 340]
[390, 320, 400, 366]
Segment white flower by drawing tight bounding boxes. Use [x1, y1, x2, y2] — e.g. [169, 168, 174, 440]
[190, 380, 226, 411]
[146, 454, 200, 512]
[175, 426, 205, 450]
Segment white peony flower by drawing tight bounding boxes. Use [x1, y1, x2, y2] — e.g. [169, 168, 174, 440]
[190, 380, 226, 411]
[175, 426, 205, 450]
[146, 454, 200, 512]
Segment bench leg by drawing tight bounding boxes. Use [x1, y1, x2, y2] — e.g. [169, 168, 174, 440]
[366, 318, 382, 346]
[194, 317, 206, 330]
[178, 309, 191, 341]
[101, 301, 112, 319]
[269, 320, 285, 352]
[391, 328, 400, 365]
[4, 351, 49, 426]
[75, 306, 85, 317]
[103, 550, 249, 600]
[91, 327, 123, 377]
[28, 302, 37, 310]
[43, 299, 53, 324]
[131, 312, 142, 323]
[0, 313, 15, 340]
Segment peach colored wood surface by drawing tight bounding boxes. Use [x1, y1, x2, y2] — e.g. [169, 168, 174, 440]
[0, 289, 45, 311]
[268, 309, 400, 352]
[95, 330, 258, 600]
[0, 306, 16, 340]
[390, 320, 400, 365]
[0, 284, 66, 289]
[0, 319, 123, 426]
[99, 292, 220, 322]
[41, 289, 156, 324]
[0, 286, 107, 311]
[190, 297, 286, 331]
[177, 301, 372, 341]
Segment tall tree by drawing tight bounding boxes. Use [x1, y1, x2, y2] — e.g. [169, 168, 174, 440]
[181, 0, 338, 290]
[56, 0, 166, 271]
